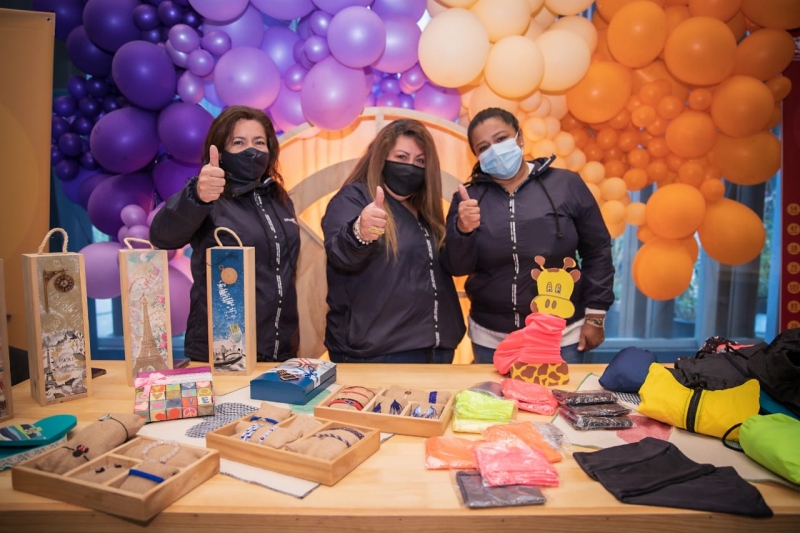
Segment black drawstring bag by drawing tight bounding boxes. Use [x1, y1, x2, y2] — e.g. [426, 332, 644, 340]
[746, 328, 800, 417]
[573, 437, 773, 518]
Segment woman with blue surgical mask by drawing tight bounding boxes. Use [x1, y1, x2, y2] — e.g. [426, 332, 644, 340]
[442, 107, 615, 365]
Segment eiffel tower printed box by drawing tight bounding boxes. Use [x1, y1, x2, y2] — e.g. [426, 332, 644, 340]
[22, 229, 92, 406]
[1, 260, 14, 422]
[207, 228, 256, 376]
[119, 242, 173, 386]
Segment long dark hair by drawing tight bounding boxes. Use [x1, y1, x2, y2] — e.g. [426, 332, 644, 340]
[203, 105, 287, 203]
[343, 119, 446, 255]
[466, 107, 520, 183]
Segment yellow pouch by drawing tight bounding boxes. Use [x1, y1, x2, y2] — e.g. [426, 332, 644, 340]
[638, 363, 760, 440]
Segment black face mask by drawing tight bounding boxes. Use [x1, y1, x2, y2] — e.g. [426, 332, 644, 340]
[220, 147, 270, 197]
[383, 160, 425, 197]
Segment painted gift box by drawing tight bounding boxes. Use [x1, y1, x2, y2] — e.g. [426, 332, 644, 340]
[250, 359, 337, 405]
[133, 366, 214, 423]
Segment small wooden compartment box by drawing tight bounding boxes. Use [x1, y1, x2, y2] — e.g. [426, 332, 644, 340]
[11, 436, 219, 522]
[314, 385, 456, 438]
[206, 414, 379, 486]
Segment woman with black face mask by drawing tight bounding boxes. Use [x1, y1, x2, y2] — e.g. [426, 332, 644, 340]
[150, 106, 300, 362]
[321, 119, 465, 363]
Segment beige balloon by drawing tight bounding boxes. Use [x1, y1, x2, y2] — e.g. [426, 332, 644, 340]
[522, 115, 548, 142]
[565, 147, 586, 171]
[471, 0, 531, 43]
[544, 0, 595, 16]
[529, 96, 552, 117]
[418, 8, 491, 88]
[426, 0, 450, 16]
[439, 0, 478, 7]
[550, 15, 598, 53]
[535, 29, 592, 92]
[519, 90, 543, 112]
[533, 4, 557, 28]
[544, 116, 561, 138]
[529, 0, 546, 12]
[468, 82, 520, 120]
[484, 36, 545, 99]
[542, 93, 569, 119]
[524, 18, 546, 40]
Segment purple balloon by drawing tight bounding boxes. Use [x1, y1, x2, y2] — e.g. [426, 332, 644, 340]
[168, 265, 192, 335]
[81, 241, 124, 299]
[102, 97, 121, 113]
[303, 35, 330, 64]
[55, 159, 80, 181]
[177, 71, 205, 103]
[292, 40, 305, 64]
[309, 10, 333, 36]
[364, 92, 376, 107]
[188, 0, 248, 22]
[121, 204, 148, 227]
[117, 225, 130, 243]
[87, 172, 154, 236]
[157, 103, 214, 164]
[380, 77, 400, 95]
[371, 0, 426, 21]
[399, 63, 427, 94]
[312, 0, 373, 14]
[71, 117, 93, 136]
[398, 93, 414, 110]
[126, 224, 152, 245]
[83, 0, 141, 53]
[90, 107, 160, 173]
[214, 47, 281, 109]
[376, 92, 399, 107]
[202, 82, 224, 107]
[31, 0, 83, 41]
[112, 41, 177, 110]
[169, 24, 200, 53]
[251, 0, 315, 20]
[86, 77, 110, 98]
[200, 30, 232, 56]
[133, 4, 160, 30]
[187, 49, 214, 76]
[165, 41, 189, 68]
[78, 96, 101, 118]
[183, 10, 201, 28]
[269, 83, 307, 133]
[203, 5, 264, 49]
[76, 172, 112, 209]
[58, 132, 82, 157]
[66, 25, 113, 77]
[51, 143, 64, 165]
[153, 156, 200, 199]
[284, 64, 308, 91]
[372, 14, 420, 74]
[260, 26, 300, 76]
[67, 76, 87, 100]
[79, 150, 100, 170]
[158, 1, 184, 26]
[140, 28, 162, 44]
[52, 116, 70, 139]
[414, 82, 461, 121]
[53, 96, 77, 118]
[328, 7, 386, 69]
[301, 56, 366, 130]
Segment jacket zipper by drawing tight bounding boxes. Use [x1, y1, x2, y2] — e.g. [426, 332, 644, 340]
[685, 388, 702, 433]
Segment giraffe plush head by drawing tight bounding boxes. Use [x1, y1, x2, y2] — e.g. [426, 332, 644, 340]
[530, 256, 581, 319]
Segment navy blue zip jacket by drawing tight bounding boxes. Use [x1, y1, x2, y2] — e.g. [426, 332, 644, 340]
[322, 182, 466, 358]
[442, 158, 615, 334]
[150, 178, 300, 362]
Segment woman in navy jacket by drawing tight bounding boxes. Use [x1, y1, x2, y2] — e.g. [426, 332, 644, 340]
[443, 108, 614, 364]
[322, 119, 465, 363]
[150, 106, 300, 362]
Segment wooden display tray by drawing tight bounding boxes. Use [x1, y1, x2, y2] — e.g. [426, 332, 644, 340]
[314, 384, 456, 437]
[206, 414, 379, 486]
[11, 436, 219, 522]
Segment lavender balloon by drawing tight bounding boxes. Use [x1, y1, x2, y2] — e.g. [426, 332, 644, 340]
[157, 103, 214, 164]
[370, 0, 426, 21]
[80, 241, 124, 299]
[364, 92, 376, 107]
[200, 30, 232, 57]
[187, 49, 214, 77]
[120, 204, 148, 227]
[300, 56, 366, 130]
[376, 92, 399, 107]
[178, 71, 205, 103]
[328, 7, 386, 69]
[82, 0, 141, 53]
[168, 24, 200, 53]
[153, 156, 200, 199]
[399, 63, 427, 94]
[112, 41, 177, 110]
[398, 94, 414, 110]
[165, 41, 189, 68]
[203, 82, 224, 108]
[251, 0, 315, 20]
[90, 107, 160, 173]
[260, 26, 300, 76]
[66, 26, 113, 77]
[284, 64, 308, 91]
[293, 40, 306, 64]
[86, 172, 154, 237]
[203, 5, 264, 49]
[372, 14, 420, 74]
[312, 0, 373, 14]
[309, 10, 332, 36]
[303, 35, 330, 64]
[168, 266, 193, 335]
[214, 47, 281, 109]
[414, 82, 460, 121]
[188, 0, 248, 22]
[75, 172, 112, 209]
[269, 83, 306, 133]
[380, 77, 400, 95]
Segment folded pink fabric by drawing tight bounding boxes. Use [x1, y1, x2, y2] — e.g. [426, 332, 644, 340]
[494, 313, 566, 375]
[501, 379, 558, 415]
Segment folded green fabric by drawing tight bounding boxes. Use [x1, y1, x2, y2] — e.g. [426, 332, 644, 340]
[454, 390, 515, 421]
[740, 414, 800, 485]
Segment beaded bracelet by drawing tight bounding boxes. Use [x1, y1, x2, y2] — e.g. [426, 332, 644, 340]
[339, 388, 372, 401]
[256, 426, 279, 446]
[329, 398, 364, 411]
[313, 432, 351, 448]
[585, 317, 605, 329]
[240, 423, 264, 442]
[142, 440, 180, 464]
[333, 427, 365, 440]
[128, 468, 165, 484]
[250, 415, 279, 424]
[352, 216, 371, 246]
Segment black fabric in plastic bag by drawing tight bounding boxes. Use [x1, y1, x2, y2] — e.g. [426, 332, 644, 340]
[559, 407, 634, 431]
[552, 389, 616, 406]
[455, 471, 546, 509]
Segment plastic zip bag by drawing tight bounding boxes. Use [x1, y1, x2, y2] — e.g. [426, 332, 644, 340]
[455, 471, 546, 509]
[552, 389, 617, 406]
[473, 440, 560, 487]
[559, 407, 634, 431]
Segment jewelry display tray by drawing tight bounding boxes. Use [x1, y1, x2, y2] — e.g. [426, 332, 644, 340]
[206, 415, 380, 486]
[314, 385, 456, 438]
[11, 436, 219, 522]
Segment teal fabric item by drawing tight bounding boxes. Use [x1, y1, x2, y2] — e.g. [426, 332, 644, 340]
[739, 414, 800, 485]
[759, 391, 800, 421]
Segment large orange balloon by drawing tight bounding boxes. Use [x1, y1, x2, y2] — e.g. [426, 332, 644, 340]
[566, 62, 634, 123]
[645, 182, 706, 239]
[665, 111, 717, 158]
[710, 131, 781, 185]
[688, 0, 742, 21]
[741, 0, 800, 31]
[632, 238, 695, 300]
[633, 60, 689, 103]
[607, 1, 668, 68]
[663, 17, 737, 86]
[596, 0, 666, 21]
[733, 29, 795, 82]
[710, 75, 774, 138]
[698, 198, 766, 265]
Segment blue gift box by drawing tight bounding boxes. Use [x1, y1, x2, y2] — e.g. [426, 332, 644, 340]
[250, 359, 337, 405]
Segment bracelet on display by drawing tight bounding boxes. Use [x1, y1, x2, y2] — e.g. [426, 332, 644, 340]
[352, 216, 371, 246]
[313, 432, 352, 448]
[142, 440, 180, 464]
[329, 398, 364, 411]
[333, 427, 365, 440]
[585, 317, 605, 329]
[128, 468, 165, 484]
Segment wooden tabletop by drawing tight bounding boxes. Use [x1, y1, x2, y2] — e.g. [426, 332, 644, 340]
[1, 362, 798, 532]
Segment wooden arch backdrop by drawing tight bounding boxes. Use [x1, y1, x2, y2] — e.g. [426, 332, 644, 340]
[279, 107, 477, 364]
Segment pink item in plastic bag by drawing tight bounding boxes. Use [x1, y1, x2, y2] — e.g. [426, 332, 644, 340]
[473, 440, 560, 487]
[501, 379, 558, 415]
[493, 313, 566, 375]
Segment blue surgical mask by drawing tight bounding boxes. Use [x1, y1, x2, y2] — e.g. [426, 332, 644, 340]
[478, 134, 523, 180]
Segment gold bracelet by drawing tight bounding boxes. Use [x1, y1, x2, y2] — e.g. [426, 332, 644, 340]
[585, 317, 605, 329]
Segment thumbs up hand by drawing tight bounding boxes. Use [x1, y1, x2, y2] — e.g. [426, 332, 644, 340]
[196, 145, 227, 203]
[357, 186, 388, 242]
[456, 184, 480, 233]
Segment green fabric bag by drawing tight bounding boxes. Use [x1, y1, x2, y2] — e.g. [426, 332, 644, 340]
[739, 414, 800, 485]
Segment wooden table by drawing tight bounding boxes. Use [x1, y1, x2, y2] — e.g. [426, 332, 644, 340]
[1, 363, 798, 532]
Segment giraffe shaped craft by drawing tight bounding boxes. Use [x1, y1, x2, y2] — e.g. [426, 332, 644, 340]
[496, 256, 579, 386]
[119, 238, 173, 386]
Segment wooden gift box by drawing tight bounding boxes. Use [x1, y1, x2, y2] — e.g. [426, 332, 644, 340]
[134, 366, 214, 422]
[0, 259, 13, 422]
[314, 385, 456, 438]
[119, 239, 173, 386]
[11, 435, 219, 522]
[250, 358, 337, 405]
[206, 228, 255, 376]
[21, 229, 92, 406]
[206, 414, 379, 486]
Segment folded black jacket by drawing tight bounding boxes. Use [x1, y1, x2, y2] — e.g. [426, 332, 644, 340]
[150, 178, 300, 362]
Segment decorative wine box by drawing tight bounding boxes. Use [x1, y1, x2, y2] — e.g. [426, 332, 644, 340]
[21, 229, 92, 406]
[119, 238, 173, 386]
[206, 228, 255, 376]
[0, 259, 12, 422]
[250, 359, 337, 405]
[11, 436, 219, 522]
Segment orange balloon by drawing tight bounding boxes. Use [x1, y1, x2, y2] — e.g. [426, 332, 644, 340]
[609, 109, 632, 129]
[734, 29, 795, 82]
[607, 1, 668, 68]
[645, 116, 668, 136]
[662, 5, 691, 59]
[581, 160, 606, 183]
[626, 94, 643, 113]
[699, 178, 725, 203]
[607, 220, 628, 238]
[710, 131, 781, 185]
[561, 113, 583, 131]
[633, 60, 690, 102]
[566, 62, 634, 124]
[741, 0, 800, 31]
[704, 164, 722, 181]
[677, 161, 704, 187]
[681, 234, 699, 263]
[601, 199, 627, 224]
[665, 152, 686, 171]
[637, 224, 656, 242]
[688, 0, 742, 21]
[624, 167, 649, 190]
[632, 238, 694, 300]
[688, 88, 713, 110]
[657, 95, 684, 119]
[646, 182, 706, 239]
[586, 182, 603, 203]
[584, 140, 604, 161]
[596, 127, 619, 150]
[646, 159, 669, 181]
[698, 197, 766, 265]
[743, 14, 762, 33]
[726, 10, 747, 42]
[628, 147, 651, 168]
[597, 0, 666, 22]
[600, 176, 628, 200]
[664, 17, 737, 86]
[625, 201, 647, 225]
[665, 111, 717, 158]
[638, 129, 654, 148]
[617, 129, 640, 151]
[604, 146, 624, 161]
[766, 76, 792, 102]
[631, 104, 657, 127]
[710, 75, 774, 138]
[766, 104, 782, 129]
[570, 127, 591, 148]
[605, 158, 628, 178]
